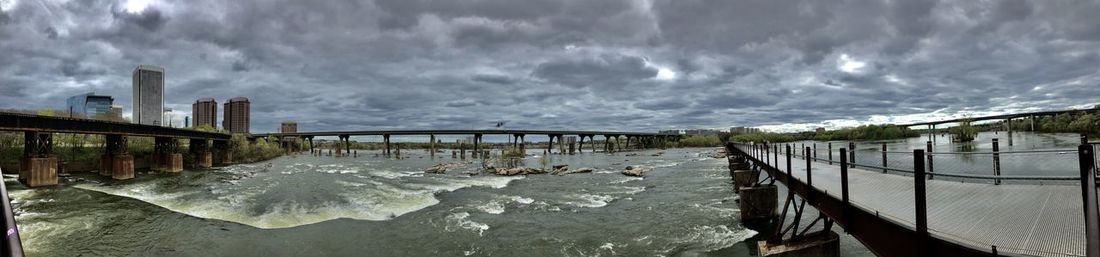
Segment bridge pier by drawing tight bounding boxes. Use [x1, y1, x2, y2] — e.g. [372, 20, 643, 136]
[759, 232, 840, 257]
[578, 135, 585, 153]
[213, 140, 232, 166]
[306, 136, 314, 154]
[153, 137, 183, 173]
[384, 134, 391, 156]
[519, 134, 526, 154]
[190, 139, 212, 169]
[429, 134, 436, 157]
[559, 135, 565, 153]
[101, 134, 134, 180]
[19, 132, 58, 187]
[550, 134, 558, 154]
[473, 134, 481, 158]
[730, 151, 777, 223]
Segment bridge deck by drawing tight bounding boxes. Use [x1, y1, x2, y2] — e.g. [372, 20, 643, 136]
[774, 152, 1084, 257]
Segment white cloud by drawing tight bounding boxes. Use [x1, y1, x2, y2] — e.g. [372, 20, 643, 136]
[837, 54, 866, 73]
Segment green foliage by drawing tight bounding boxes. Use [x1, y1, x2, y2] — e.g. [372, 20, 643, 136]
[727, 125, 919, 143]
[949, 119, 978, 142]
[677, 134, 722, 147]
[228, 134, 284, 163]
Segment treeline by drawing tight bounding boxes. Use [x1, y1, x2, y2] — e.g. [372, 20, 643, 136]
[727, 125, 919, 143]
[996, 108, 1100, 135]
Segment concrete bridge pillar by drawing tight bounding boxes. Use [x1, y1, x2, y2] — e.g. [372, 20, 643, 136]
[304, 136, 315, 154]
[189, 139, 212, 169]
[517, 134, 526, 154]
[577, 135, 585, 154]
[19, 132, 58, 187]
[429, 134, 436, 157]
[213, 140, 232, 166]
[558, 135, 565, 154]
[101, 134, 134, 180]
[383, 134, 391, 156]
[547, 135, 555, 154]
[459, 140, 466, 159]
[153, 137, 183, 173]
[473, 134, 482, 158]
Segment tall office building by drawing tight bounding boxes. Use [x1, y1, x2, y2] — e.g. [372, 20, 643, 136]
[223, 97, 250, 134]
[65, 92, 114, 118]
[281, 121, 298, 133]
[132, 65, 164, 126]
[192, 98, 218, 129]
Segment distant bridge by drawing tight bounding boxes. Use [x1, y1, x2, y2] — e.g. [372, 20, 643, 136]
[251, 129, 680, 157]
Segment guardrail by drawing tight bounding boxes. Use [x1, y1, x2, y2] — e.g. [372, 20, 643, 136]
[734, 142, 1100, 257]
[2, 167, 25, 257]
[750, 138, 1088, 184]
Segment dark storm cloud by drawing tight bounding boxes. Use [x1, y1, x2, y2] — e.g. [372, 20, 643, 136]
[532, 53, 658, 88]
[0, 0, 1098, 133]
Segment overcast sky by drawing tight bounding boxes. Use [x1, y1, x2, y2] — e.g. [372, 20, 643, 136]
[1, 0, 1099, 133]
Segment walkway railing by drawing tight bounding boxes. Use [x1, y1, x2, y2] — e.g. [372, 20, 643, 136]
[735, 142, 1100, 257]
[771, 138, 1088, 185]
[2, 167, 25, 257]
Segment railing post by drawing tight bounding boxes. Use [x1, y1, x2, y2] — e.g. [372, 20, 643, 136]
[801, 143, 806, 160]
[774, 144, 779, 168]
[993, 138, 1002, 185]
[881, 142, 888, 173]
[926, 141, 935, 180]
[848, 142, 856, 168]
[1078, 144, 1099, 257]
[914, 149, 929, 256]
[828, 142, 833, 164]
[805, 147, 813, 188]
[840, 148, 850, 230]
[765, 143, 770, 166]
[786, 145, 792, 182]
[812, 143, 817, 161]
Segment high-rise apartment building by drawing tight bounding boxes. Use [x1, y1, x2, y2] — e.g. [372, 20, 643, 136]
[192, 98, 217, 129]
[281, 121, 298, 133]
[65, 92, 114, 118]
[132, 65, 164, 126]
[223, 97, 250, 134]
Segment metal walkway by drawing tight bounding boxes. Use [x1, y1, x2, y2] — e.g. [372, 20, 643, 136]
[741, 145, 1086, 257]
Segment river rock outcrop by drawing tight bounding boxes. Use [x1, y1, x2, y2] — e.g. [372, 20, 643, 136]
[495, 167, 546, 176]
[622, 166, 646, 177]
[425, 162, 466, 174]
[554, 167, 594, 176]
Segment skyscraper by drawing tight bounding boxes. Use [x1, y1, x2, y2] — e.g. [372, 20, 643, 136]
[223, 97, 250, 134]
[65, 92, 114, 118]
[192, 98, 217, 129]
[132, 65, 164, 126]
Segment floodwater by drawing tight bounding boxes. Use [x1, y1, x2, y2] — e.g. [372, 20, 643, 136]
[6, 147, 875, 257]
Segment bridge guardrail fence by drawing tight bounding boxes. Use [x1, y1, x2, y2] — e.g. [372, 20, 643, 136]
[776, 139, 1087, 185]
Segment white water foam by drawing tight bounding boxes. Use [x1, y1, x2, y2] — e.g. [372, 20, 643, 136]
[564, 193, 616, 208]
[74, 173, 524, 229]
[673, 225, 757, 252]
[445, 212, 489, 236]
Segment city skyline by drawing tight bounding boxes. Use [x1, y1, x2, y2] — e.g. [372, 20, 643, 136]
[1, 0, 1099, 133]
